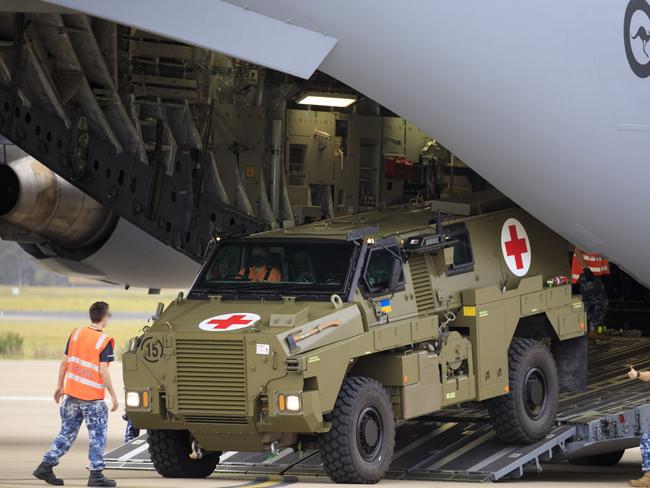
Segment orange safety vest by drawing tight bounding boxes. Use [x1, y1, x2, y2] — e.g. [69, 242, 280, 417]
[237, 266, 282, 282]
[63, 327, 114, 401]
[571, 251, 610, 284]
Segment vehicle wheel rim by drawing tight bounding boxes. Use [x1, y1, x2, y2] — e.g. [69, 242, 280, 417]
[356, 405, 383, 462]
[523, 366, 548, 420]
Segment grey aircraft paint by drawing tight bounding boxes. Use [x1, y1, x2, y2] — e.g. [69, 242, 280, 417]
[39, 0, 650, 285]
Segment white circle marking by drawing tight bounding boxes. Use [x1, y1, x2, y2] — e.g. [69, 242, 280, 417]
[500, 218, 531, 277]
[198, 312, 261, 332]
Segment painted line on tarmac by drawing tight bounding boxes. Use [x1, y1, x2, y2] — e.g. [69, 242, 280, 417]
[245, 481, 295, 488]
[220, 481, 293, 488]
[0, 395, 51, 401]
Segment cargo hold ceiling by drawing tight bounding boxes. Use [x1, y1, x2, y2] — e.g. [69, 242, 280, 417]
[40, 0, 338, 79]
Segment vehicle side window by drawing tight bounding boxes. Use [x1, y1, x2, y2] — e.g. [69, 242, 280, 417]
[362, 246, 404, 295]
[445, 225, 474, 276]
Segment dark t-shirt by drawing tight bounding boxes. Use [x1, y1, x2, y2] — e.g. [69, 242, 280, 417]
[64, 329, 114, 363]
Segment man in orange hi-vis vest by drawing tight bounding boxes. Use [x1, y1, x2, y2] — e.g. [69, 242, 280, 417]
[571, 247, 610, 334]
[33, 302, 118, 487]
[236, 246, 282, 282]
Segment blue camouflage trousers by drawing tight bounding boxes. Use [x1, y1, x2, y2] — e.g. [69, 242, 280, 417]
[43, 396, 108, 471]
[123, 415, 140, 444]
[642, 431, 650, 472]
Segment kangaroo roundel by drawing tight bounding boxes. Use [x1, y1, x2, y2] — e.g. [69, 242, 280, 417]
[199, 312, 261, 331]
[500, 218, 531, 277]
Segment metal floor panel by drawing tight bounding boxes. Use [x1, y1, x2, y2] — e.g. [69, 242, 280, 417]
[215, 449, 320, 476]
[105, 337, 650, 482]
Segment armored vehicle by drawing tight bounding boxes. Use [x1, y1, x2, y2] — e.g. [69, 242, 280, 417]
[123, 192, 586, 483]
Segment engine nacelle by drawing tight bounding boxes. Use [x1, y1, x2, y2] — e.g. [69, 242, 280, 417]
[0, 156, 116, 253]
[0, 157, 198, 288]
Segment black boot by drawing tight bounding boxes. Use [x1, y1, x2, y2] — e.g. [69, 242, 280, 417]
[87, 470, 116, 487]
[33, 462, 64, 486]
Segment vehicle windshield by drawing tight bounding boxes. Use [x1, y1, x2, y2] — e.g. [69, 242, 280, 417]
[190, 239, 357, 298]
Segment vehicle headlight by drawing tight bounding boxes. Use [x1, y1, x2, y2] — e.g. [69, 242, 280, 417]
[286, 395, 301, 412]
[278, 393, 301, 412]
[126, 390, 150, 408]
[126, 391, 140, 407]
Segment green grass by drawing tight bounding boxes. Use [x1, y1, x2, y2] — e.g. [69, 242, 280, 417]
[0, 319, 145, 359]
[0, 285, 180, 312]
[0, 331, 23, 355]
[0, 285, 183, 359]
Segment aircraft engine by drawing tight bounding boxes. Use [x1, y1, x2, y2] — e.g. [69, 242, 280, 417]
[0, 156, 116, 252]
[0, 157, 198, 288]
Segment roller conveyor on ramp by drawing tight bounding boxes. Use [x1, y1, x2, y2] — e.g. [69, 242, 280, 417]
[105, 337, 650, 482]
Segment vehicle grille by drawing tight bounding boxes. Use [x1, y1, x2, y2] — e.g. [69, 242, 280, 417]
[184, 415, 248, 424]
[176, 338, 247, 418]
[410, 254, 436, 313]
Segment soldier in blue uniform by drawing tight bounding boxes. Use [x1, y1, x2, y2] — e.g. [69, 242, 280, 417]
[33, 302, 118, 487]
[577, 268, 609, 334]
[42, 398, 110, 474]
[629, 365, 650, 487]
[123, 414, 140, 443]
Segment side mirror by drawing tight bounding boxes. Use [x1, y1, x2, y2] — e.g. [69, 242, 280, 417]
[432, 245, 455, 273]
[443, 246, 454, 266]
[388, 257, 403, 291]
[202, 234, 223, 263]
[153, 302, 165, 320]
[202, 239, 216, 263]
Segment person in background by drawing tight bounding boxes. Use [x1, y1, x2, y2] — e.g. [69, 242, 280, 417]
[123, 414, 140, 444]
[33, 301, 119, 487]
[571, 247, 610, 335]
[236, 246, 282, 282]
[628, 365, 650, 486]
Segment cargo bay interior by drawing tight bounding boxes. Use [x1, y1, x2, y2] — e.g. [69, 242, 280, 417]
[0, 16, 646, 327]
[1, 10, 650, 487]
[0, 17, 484, 281]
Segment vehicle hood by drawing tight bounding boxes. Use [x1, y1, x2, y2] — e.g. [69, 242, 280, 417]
[149, 297, 365, 355]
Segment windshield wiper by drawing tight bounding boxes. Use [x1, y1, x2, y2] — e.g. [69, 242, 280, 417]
[188, 288, 210, 297]
[189, 284, 255, 298]
[194, 281, 284, 298]
[191, 281, 338, 299]
[279, 282, 339, 293]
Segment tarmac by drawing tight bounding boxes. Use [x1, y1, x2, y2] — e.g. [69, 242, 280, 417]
[0, 359, 646, 488]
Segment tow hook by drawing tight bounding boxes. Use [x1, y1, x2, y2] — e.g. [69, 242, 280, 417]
[270, 441, 279, 457]
[189, 440, 204, 460]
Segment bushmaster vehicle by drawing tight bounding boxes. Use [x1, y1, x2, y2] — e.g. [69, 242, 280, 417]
[123, 193, 586, 483]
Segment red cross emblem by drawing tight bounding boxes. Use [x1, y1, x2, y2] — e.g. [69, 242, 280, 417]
[207, 314, 252, 329]
[500, 218, 531, 277]
[199, 313, 261, 332]
[504, 225, 528, 270]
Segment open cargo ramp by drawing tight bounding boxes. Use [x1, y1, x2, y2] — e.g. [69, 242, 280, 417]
[105, 337, 650, 482]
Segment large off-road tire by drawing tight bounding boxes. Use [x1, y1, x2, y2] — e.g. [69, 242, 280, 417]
[569, 450, 625, 466]
[148, 429, 220, 478]
[319, 376, 395, 484]
[487, 338, 559, 444]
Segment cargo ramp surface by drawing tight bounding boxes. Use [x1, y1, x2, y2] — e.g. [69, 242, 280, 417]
[106, 337, 650, 482]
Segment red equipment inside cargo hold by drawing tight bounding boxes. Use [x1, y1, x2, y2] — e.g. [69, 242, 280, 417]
[384, 156, 413, 180]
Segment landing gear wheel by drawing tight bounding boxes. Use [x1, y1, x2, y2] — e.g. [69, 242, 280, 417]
[569, 450, 625, 466]
[319, 376, 395, 483]
[487, 338, 559, 444]
[148, 429, 220, 478]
